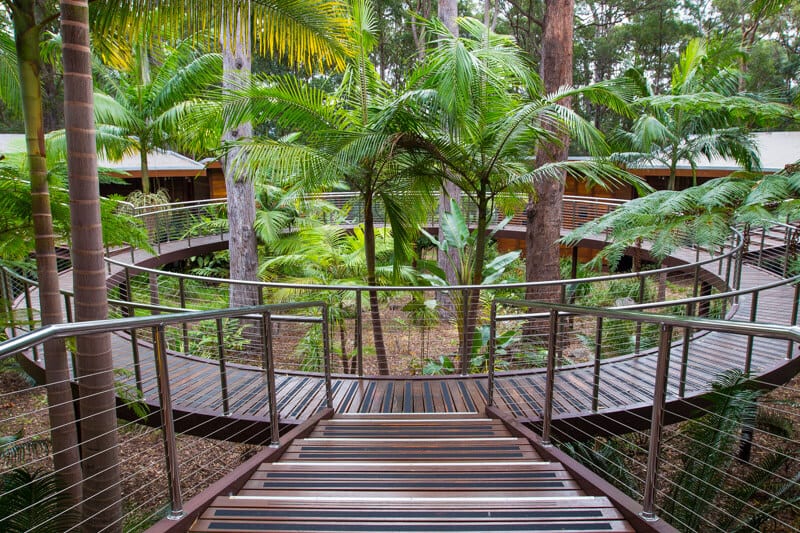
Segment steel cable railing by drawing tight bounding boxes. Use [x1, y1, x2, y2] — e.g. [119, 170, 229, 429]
[0, 302, 330, 530]
[3, 197, 799, 530]
[487, 300, 800, 530]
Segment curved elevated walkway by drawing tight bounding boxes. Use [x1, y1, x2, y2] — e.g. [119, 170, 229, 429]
[15, 224, 800, 442]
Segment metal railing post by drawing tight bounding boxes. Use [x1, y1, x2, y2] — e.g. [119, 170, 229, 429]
[123, 268, 143, 394]
[179, 278, 189, 353]
[542, 309, 558, 446]
[736, 245, 745, 294]
[640, 322, 673, 522]
[725, 244, 733, 291]
[153, 324, 184, 520]
[591, 317, 602, 412]
[356, 289, 363, 377]
[462, 288, 470, 373]
[322, 305, 333, 409]
[758, 229, 765, 268]
[635, 275, 646, 354]
[788, 283, 799, 360]
[216, 318, 230, 415]
[2, 269, 16, 338]
[679, 302, 694, 398]
[261, 312, 280, 446]
[23, 283, 38, 360]
[0, 268, 9, 320]
[487, 303, 497, 407]
[744, 291, 759, 375]
[63, 293, 73, 323]
[782, 228, 792, 277]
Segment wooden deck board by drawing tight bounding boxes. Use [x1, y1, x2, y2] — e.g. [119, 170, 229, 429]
[16, 230, 800, 442]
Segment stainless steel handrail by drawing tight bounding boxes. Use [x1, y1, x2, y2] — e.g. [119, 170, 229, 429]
[487, 297, 800, 523]
[0, 302, 326, 360]
[0, 300, 331, 519]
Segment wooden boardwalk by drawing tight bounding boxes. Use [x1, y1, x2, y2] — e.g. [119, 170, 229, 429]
[180, 411, 660, 533]
[18, 229, 800, 440]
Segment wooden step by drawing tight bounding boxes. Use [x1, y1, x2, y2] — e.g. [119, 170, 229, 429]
[188, 412, 638, 533]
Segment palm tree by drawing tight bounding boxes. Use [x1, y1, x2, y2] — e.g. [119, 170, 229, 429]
[0, 27, 21, 120]
[81, 38, 222, 195]
[610, 38, 786, 191]
[59, 0, 122, 528]
[3, 0, 83, 517]
[262, 224, 413, 373]
[218, 0, 435, 374]
[562, 169, 800, 269]
[408, 17, 642, 371]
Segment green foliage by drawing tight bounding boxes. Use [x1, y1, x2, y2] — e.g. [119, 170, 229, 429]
[560, 438, 639, 499]
[418, 200, 521, 287]
[401, 293, 439, 360]
[577, 318, 661, 360]
[422, 326, 517, 375]
[0, 155, 150, 259]
[0, 431, 50, 466]
[296, 325, 325, 373]
[564, 168, 800, 269]
[0, 468, 79, 533]
[185, 319, 250, 360]
[113, 368, 149, 421]
[609, 38, 792, 191]
[662, 370, 799, 532]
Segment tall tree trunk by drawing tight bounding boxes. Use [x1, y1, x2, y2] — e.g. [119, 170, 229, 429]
[140, 143, 151, 194]
[525, 0, 573, 304]
[60, 1, 122, 530]
[437, 0, 461, 311]
[459, 198, 488, 373]
[222, 2, 260, 309]
[14, 0, 82, 518]
[363, 194, 389, 375]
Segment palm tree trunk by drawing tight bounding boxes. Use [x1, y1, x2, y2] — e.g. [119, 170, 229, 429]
[460, 197, 488, 373]
[363, 195, 389, 374]
[14, 2, 83, 518]
[60, 1, 122, 530]
[222, 3, 260, 310]
[140, 143, 151, 194]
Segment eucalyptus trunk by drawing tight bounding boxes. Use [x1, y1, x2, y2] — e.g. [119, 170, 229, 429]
[60, 0, 122, 529]
[363, 194, 389, 375]
[14, 0, 82, 517]
[222, 3, 260, 310]
[436, 0, 460, 309]
[525, 0, 573, 303]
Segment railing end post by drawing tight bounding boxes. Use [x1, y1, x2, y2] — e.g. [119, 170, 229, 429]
[166, 509, 185, 521]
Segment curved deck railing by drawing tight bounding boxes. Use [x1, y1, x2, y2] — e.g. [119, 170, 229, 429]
[3, 196, 800, 531]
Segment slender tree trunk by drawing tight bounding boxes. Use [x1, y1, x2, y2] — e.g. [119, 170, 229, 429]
[14, 1, 82, 518]
[140, 143, 151, 194]
[437, 0, 461, 308]
[525, 0, 573, 304]
[222, 3, 260, 310]
[460, 198, 489, 373]
[363, 194, 389, 375]
[60, 1, 122, 530]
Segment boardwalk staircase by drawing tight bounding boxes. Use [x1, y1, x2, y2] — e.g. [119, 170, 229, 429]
[180, 409, 666, 532]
